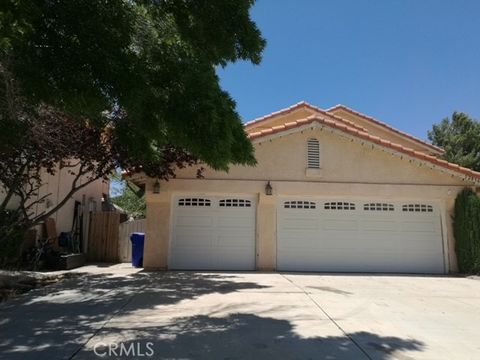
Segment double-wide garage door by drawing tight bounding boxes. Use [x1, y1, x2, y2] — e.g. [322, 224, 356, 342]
[170, 196, 256, 270]
[277, 199, 445, 273]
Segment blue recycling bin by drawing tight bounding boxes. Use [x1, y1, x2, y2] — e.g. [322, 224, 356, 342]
[130, 232, 145, 268]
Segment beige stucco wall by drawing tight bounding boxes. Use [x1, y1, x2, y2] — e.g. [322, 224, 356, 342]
[37, 168, 109, 234]
[174, 125, 468, 185]
[144, 191, 170, 269]
[0, 166, 108, 235]
[143, 125, 474, 272]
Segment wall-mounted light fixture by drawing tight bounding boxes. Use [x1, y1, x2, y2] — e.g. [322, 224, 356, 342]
[265, 181, 273, 196]
[153, 179, 160, 194]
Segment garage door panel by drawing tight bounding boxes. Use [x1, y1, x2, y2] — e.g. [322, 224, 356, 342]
[173, 233, 213, 248]
[278, 234, 324, 249]
[216, 234, 254, 247]
[217, 216, 254, 229]
[279, 229, 318, 238]
[400, 221, 437, 232]
[281, 217, 318, 230]
[175, 215, 214, 227]
[361, 220, 398, 231]
[170, 196, 256, 270]
[170, 249, 213, 268]
[397, 238, 444, 251]
[321, 219, 358, 231]
[277, 199, 445, 273]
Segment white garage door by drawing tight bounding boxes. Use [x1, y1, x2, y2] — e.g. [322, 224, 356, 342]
[277, 199, 445, 273]
[170, 196, 256, 270]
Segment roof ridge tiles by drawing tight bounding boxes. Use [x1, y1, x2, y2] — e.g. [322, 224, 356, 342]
[326, 104, 444, 154]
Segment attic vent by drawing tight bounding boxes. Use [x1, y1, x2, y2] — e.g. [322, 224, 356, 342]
[219, 199, 251, 207]
[307, 138, 320, 169]
[178, 198, 211, 207]
[284, 201, 316, 209]
[402, 204, 433, 213]
[324, 202, 355, 210]
[364, 203, 395, 211]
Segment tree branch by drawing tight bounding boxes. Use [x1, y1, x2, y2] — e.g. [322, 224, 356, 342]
[0, 162, 29, 212]
[31, 170, 101, 226]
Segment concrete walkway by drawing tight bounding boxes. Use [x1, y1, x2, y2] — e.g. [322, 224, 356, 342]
[0, 264, 479, 359]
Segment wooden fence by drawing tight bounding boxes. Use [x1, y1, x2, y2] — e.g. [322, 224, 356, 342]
[118, 219, 146, 262]
[87, 212, 120, 262]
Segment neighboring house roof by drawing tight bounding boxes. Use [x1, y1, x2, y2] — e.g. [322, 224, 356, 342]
[248, 114, 480, 181]
[326, 104, 444, 155]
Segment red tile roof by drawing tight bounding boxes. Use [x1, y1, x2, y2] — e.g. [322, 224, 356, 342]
[245, 101, 368, 133]
[248, 115, 480, 180]
[326, 104, 444, 154]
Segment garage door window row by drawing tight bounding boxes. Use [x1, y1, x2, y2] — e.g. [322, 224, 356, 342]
[219, 199, 252, 207]
[284, 201, 316, 209]
[402, 204, 433, 212]
[177, 198, 252, 207]
[363, 203, 395, 211]
[283, 201, 434, 213]
[324, 202, 356, 210]
[178, 198, 211, 207]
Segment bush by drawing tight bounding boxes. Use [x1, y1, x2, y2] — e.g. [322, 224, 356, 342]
[0, 210, 26, 268]
[454, 188, 480, 274]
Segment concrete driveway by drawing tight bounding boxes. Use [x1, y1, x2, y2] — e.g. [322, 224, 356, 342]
[0, 264, 479, 360]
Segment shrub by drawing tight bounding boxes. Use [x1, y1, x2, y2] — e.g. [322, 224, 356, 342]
[0, 210, 25, 268]
[454, 188, 480, 274]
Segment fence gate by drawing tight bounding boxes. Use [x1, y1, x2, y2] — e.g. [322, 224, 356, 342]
[87, 212, 120, 262]
[118, 219, 146, 262]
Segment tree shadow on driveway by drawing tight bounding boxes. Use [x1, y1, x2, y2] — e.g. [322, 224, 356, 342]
[0, 271, 267, 360]
[75, 313, 425, 360]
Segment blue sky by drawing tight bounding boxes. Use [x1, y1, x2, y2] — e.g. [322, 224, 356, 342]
[218, 0, 480, 141]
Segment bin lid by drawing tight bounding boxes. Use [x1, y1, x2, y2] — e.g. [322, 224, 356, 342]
[130, 232, 145, 241]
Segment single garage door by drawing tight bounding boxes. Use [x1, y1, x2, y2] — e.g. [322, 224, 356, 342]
[277, 199, 445, 273]
[170, 196, 256, 270]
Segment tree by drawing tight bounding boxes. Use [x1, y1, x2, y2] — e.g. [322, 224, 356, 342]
[0, 0, 265, 172]
[454, 188, 480, 274]
[111, 179, 146, 220]
[0, 1, 265, 262]
[428, 112, 480, 171]
[0, 70, 200, 264]
[0, 86, 115, 264]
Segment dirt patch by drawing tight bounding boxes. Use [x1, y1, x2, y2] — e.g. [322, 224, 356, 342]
[0, 271, 77, 302]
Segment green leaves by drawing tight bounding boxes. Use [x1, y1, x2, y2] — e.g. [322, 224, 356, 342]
[1, 0, 265, 174]
[111, 177, 146, 219]
[428, 112, 480, 171]
[454, 189, 480, 274]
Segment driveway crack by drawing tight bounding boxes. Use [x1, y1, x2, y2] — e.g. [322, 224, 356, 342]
[68, 282, 145, 359]
[279, 274, 372, 360]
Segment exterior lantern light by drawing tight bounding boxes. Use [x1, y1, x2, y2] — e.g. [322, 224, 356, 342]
[265, 181, 273, 196]
[153, 179, 160, 194]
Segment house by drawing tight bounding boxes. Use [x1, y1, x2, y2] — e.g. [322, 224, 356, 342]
[1, 166, 109, 250]
[137, 102, 480, 274]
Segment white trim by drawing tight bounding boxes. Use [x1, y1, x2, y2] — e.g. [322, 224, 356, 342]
[439, 200, 450, 273]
